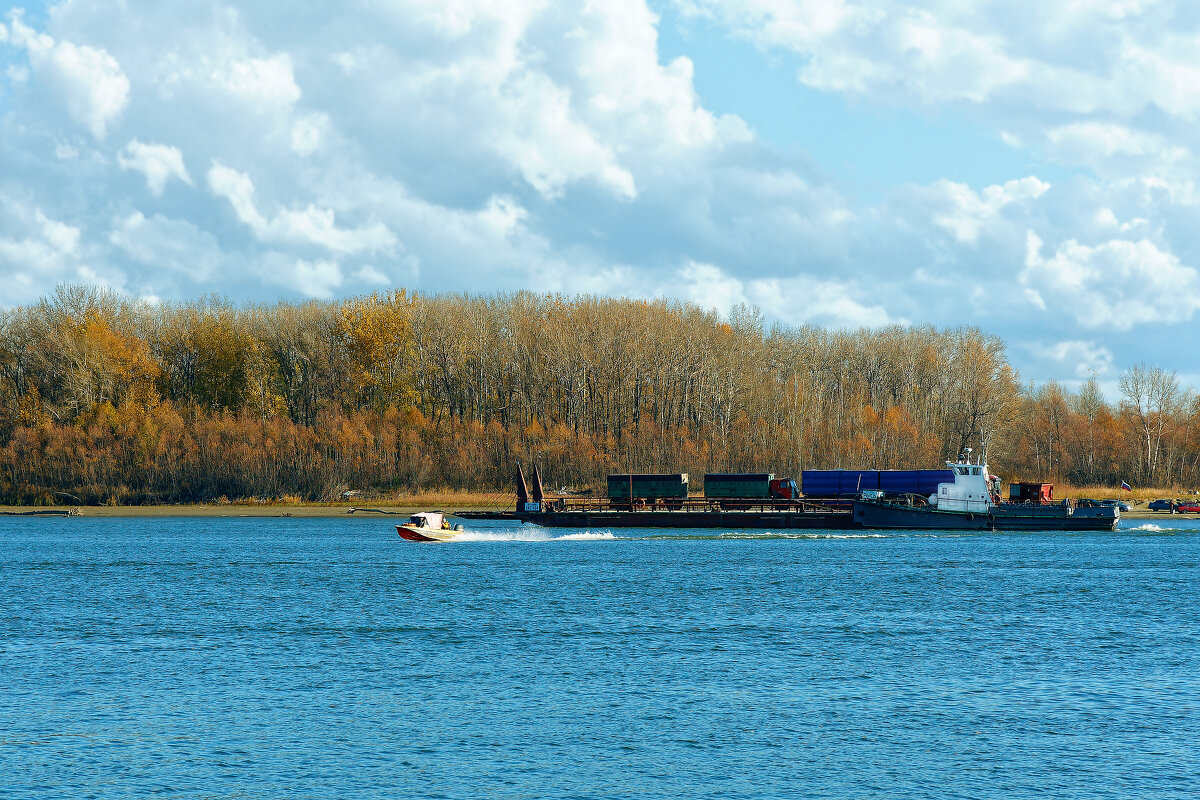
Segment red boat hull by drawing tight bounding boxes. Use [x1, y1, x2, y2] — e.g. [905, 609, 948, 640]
[396, 524, 459, 542]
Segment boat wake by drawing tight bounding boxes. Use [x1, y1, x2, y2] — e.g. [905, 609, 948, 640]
[449, 528, 967, 542]
[717, 531, 891, 539]
[448, 529, 618, 543]
[1121, 522, 1200, 534]
[436, 526, 979, 542]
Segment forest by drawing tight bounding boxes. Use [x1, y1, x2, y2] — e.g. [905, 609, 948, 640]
[0, 285, 1192, 504]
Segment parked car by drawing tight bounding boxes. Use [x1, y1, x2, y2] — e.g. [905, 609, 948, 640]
[1148, 499, 1177, 512]
[1099, 499, 1131, 512]
[1176, 502, 1200, 513]
[1074, 498, 1101, 508]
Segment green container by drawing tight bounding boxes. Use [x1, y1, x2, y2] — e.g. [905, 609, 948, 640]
[607, 473, 689, 500]
[703, 473, 774, 499]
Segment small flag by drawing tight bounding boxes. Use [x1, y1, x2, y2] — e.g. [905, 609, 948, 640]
[1121, 481, 1131, 491]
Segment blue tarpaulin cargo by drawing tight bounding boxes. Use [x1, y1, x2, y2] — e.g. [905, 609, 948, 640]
[801, 469, 954, 498]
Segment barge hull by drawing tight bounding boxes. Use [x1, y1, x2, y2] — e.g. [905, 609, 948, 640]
[514, 509, 854, 529]
[851, 501, 1119, 531]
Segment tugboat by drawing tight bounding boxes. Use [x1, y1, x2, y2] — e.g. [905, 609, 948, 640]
[851, 450, 1119, 531]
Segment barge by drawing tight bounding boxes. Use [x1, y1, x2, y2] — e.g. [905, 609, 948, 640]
[462, 461, 1118, 532]
[470, 464, 854, 529]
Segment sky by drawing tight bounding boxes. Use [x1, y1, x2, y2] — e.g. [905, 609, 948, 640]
[2, 0, 1199, 392]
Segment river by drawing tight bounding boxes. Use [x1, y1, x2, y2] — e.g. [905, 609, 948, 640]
[2, 517, 1198, 798]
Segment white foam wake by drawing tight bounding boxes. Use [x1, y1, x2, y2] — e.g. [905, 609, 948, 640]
[447, 528, 617, 543]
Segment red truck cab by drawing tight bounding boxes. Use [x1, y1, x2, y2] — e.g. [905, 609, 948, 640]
[769, 478, 800, 499]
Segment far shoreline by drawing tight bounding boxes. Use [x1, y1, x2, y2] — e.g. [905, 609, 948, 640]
[0, 504, 1186, 520]
[0, 503, 506, 518]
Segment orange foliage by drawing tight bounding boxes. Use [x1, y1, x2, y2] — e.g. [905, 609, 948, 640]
[3, 288, 1197, 503]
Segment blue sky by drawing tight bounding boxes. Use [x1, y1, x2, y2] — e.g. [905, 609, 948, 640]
[654, 6, 1080, 201]
[2, 0, 1199, 394]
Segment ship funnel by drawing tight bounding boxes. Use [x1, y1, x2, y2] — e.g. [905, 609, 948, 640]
[531, 464, 545, 502]
[516, 462, 530, 505]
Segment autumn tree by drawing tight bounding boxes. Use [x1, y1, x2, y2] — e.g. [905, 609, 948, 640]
[1119, 363, 1180, 483]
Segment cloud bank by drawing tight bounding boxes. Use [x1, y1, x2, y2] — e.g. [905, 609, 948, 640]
[2, 1, 1199, 384]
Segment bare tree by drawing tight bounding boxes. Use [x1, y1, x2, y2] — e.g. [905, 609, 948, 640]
[1119, 363, 1180, 483]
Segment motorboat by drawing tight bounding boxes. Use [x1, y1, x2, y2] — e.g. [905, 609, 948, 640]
[397, 511, 464, 542]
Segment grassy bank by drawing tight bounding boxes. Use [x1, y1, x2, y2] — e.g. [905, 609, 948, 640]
[1057, 485, 1199, 503]
[0, 489, 517, 517]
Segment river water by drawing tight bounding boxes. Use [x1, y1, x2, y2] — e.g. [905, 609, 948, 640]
[2, 517, 1198, 799]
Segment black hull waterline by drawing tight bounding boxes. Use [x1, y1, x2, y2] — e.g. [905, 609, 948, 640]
[463, 501, 1118, 532]
[460, 505, 1118, 531]
[851, 501, 1120, 531]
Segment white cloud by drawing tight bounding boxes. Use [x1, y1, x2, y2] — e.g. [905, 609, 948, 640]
[1043, 122, 1191, 179]
[118, 140, 192, 196]
[223, 54, 299, 108]
[109, 212, 221, 281]
[280, 257, 342, 299]
[0, 201, 94, 306]
[158, 50, 300, 114]
[354, 265, 390, 284]
[677, 2, 1033, 104]
[674, 0, 1200, 151]
[0, 236, 68, 275]
[290, 113, 327, 156]
[7, 16, 129, 139]
[674, 260, 894, 328]
[926, 177, 1050, 245]
[1022, 232, 1200, 330]
[0, 202, 81, 300]
[73, 262, 128, 294]
[207, 163, 396, 254]
[490, 71, 637, 200]
[750, 274, 896, 329]
[348, 0, 746, 201]
[1039, 340, 1115, 378]
[678, 260, 751, 312]
[6, 0, 1200, 385]
[36, 210, 80, 254]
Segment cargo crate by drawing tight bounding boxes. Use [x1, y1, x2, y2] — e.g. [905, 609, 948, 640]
[607, 473, 689, 500]
[703, 473, 774, 499]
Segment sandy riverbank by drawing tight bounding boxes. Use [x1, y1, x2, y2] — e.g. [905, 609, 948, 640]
[0, 503, 507, 518]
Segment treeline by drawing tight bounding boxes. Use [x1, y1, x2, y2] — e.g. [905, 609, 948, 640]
[0, 285, 1193, 504]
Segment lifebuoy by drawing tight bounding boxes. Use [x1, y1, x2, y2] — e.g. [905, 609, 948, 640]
[966, 513, 974, 522]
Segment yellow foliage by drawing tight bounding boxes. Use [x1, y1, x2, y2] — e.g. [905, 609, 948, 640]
[338, 290, 418, 411]
[17, 386, 50, 428]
